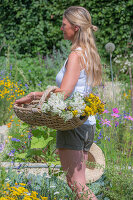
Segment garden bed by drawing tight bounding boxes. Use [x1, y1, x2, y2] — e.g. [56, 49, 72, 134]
[0, 43, 133, 199]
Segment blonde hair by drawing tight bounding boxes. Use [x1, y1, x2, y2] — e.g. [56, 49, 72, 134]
[64, 6, 102, 86]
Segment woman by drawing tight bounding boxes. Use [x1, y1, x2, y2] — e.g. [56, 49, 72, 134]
[15, 6, 102, 199]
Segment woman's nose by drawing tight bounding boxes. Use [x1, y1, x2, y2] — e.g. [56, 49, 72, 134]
[60, 26, 63, 31]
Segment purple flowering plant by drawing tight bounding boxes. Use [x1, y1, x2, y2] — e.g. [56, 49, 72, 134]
[95, 106, 133, 151]
[112, 108, 119, 113]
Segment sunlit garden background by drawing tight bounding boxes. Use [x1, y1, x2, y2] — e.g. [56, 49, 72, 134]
[0, 0, 133, 199]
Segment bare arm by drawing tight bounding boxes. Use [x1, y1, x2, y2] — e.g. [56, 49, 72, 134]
[54, 51, 81, 99]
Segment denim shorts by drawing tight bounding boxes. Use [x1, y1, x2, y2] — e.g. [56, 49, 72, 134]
[56, 124, 96, 151]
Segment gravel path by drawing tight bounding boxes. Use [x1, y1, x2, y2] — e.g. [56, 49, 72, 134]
[1, 162, 63, 179]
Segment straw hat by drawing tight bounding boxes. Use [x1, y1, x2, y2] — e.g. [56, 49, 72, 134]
[85, 143, 105, 183]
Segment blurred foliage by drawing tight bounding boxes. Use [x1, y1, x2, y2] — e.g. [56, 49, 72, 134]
[0, 41, 71, 93]
[0, 0, 132, 57]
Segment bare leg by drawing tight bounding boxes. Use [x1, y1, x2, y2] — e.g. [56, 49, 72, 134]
[58, 149, 98, 199]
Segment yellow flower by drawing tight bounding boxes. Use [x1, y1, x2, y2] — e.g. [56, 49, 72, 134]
[8, 136, 12, 139]
[6, 183, 10, 187]
[30, 191, 38, 197]
[19, 183, 26, 186]
[84, 106, 91, 113]
[23, 197, 32, 200]
[40, 196, 48, 200]
[123, 92, 127, 97]
[11, 190, 20, 196]
[6, 123, 12, 128]
[67, 106, 71, 110]
[126, 95, 129, 99]
[8, 198, 15, 200]
[72, 110, 78, 116]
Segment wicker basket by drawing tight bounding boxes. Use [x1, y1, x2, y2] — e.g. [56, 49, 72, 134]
[13, 86, 88, 130]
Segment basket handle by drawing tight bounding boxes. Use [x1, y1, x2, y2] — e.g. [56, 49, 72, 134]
[39, 86, 58, 108]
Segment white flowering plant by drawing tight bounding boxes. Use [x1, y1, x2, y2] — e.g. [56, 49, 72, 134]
[113, 53, 133, 73]
[41, 92, 104, 121]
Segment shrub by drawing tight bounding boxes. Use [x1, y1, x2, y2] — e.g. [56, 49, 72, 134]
[0, 0, 132, 57]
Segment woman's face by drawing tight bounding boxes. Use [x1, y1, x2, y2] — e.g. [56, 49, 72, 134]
[60, 17, 77, 42]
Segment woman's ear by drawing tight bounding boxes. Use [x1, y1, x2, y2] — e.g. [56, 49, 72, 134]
[75, 26, 79, 32]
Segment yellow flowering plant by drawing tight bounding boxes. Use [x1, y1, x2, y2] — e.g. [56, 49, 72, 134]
[84, 93, 105, 116]
[0, 183, 48, 200]
[0, 76, 25, 124]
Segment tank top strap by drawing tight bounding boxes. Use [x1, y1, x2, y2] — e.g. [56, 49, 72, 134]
[71, 47, 88, 71]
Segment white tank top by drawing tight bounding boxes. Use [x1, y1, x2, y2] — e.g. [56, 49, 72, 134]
[56, 47, 96, 125]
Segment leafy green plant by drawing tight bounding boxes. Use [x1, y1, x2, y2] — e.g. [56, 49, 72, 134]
[98, 164, 133, 200]
[0, 166, 7, 190]
[2, 119, 58, 164]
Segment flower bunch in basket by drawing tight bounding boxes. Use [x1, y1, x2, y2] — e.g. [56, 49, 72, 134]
[41, 92, 104, 121]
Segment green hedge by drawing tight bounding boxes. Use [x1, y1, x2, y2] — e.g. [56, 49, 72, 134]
[0, 0, 132, 57]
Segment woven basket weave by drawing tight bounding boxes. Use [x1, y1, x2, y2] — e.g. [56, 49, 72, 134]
[14, 86, 88, 130]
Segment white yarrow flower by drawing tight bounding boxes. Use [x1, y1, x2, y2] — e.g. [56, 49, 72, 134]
[41, 92, 87, 121]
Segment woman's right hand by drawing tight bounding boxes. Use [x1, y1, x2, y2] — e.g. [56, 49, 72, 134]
[14, 92, 34, 105]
